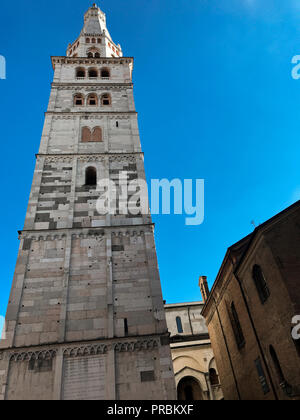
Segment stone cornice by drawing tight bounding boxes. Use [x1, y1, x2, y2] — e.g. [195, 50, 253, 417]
[51, 82, 133, 88]
[45, 111, 138, 117]
[52, 85, 131, 92]
[36, 152, 144, 163]
[0, 335, 162, 360]
[18, 224, 154, 242]
[51, 56, 134, 70]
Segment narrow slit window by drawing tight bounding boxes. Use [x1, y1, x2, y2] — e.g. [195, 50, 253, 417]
[253, 265, 270, 304]
[124, 318, 129, 336]
[176, 316, 183, 334]
[269, 345, 285, 385]
[230, 302, 245, 349]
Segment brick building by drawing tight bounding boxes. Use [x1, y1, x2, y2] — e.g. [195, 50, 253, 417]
[201, 201, 300, 400]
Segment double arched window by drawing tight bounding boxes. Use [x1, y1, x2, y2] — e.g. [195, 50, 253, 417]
[176, 316, 183, 334]
[252, 265, 270, 304]
[81, 127, 103, 143]
[87, 48, 101, 58]
[85, 167, 97, 186]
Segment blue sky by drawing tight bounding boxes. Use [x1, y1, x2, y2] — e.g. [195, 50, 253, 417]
[0, 0, 300, 324]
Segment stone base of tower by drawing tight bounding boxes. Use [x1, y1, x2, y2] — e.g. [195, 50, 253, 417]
[0, 334, 176, 400]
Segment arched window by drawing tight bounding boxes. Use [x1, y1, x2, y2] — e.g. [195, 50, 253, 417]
[86, 38, 90, 43]
[176, 316, 183, 334]
[101, 93, 111, 106]
[76, 67, 86, 78]
[88, 68, 98, 78]
[81, 127, 92, 143]
[97, 38, 102, 44]
[230, 302, 245, 349]
[87, 52, 93, 58]
[74, 94, 84, 106]
[94, 52, 100, 58]
[82, 127, 102, 143]
[87, 93, 98, 106]
[91, 127, 102, 142]
[253, 265, 270, 304]
[85, 167, 97, 186]
[269, 346, 285, 385]
[92, 38, 96, 44]
[101, 68, 110, 78]
[209, 368, 220, 386]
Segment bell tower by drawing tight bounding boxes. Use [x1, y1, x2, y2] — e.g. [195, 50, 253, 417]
[0, 4, 176, 400]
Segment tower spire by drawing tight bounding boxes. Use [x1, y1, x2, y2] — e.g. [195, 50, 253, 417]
[66, 4, 122, 58]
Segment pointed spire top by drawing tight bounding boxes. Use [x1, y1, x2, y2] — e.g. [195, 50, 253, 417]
[66, 4, 123, 58]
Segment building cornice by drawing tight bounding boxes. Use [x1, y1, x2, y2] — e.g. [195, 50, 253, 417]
[17, 224, 155, 242]
[45, 111, 138, 117]
[0, 333, 168, 359]
[51, 82, 133, 88]
[36, 152, 144, 162]
[51, 56, 134, 70]
[165, 302, 204, 309]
